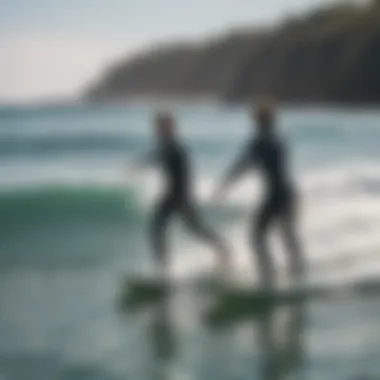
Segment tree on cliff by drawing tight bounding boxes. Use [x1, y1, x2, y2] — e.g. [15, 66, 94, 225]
[85, 2, 380, 105]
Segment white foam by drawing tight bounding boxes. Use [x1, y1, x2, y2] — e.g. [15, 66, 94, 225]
[162, 160, 380, 281]
[2, 156, 380, 281]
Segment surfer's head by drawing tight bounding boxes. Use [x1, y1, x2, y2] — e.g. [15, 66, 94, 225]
[253, 97, 276, 135]
[155, 111, 175, 142]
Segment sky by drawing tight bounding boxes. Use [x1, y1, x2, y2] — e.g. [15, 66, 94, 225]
[0, 0, 340, 103]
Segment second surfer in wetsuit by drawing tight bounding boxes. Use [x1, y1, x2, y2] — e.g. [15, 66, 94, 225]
[215, 101, 304, 288]
[139, 112, 230, 277]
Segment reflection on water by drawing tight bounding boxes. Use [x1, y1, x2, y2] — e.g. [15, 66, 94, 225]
[0, 271, 380, 379]
[118, 285, 179, 380]
[257, 305, 306, 380]
[118, 283, 307, 380]
[116, 282, 380, 380]
[148, 298, 177, 380]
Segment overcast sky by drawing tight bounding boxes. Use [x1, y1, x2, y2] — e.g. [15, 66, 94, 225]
[0, 0, 340, 102]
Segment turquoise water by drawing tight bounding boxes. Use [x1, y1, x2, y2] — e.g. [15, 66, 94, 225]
[1, 104, 380, 379]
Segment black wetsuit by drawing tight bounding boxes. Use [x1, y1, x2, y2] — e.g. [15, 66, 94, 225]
[149, 140, 226, 269]
[224, 133, 303, 285]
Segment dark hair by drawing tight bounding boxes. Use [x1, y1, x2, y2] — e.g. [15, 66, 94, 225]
[255, 97, 276, 131]
[155, 111, 173, 126]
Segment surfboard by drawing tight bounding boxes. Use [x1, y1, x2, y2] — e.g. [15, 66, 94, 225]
[118, 276, 173, 311]
[118, 271, 224, 311]
[204, 286, 307, 327]
[204, 277, 380, 328]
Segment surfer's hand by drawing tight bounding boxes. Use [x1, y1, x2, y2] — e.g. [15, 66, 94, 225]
[125, 163, 138, 181]
[213, 187, 226, 202]
[125, 164, 133, 176]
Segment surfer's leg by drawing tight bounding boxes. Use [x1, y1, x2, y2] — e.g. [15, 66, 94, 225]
[252, 202, 276, 288]
[181, 203, 230, 274]
[258, 311, 277, 379]
[279, 198, 304, 283]
[151, 196, 175, 276]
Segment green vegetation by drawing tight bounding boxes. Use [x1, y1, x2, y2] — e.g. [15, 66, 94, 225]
[86, 1, 380, 105]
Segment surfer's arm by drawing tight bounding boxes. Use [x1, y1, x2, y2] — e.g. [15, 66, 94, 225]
[138, 150, 160, 167]
[126, 150, 160, 178]
[131, 149, 160, 169]
[216, 145, 253, 197]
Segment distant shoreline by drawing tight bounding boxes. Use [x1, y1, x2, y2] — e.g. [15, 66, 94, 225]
[1, 98, 380, 113]
[85, 2, 380, 106]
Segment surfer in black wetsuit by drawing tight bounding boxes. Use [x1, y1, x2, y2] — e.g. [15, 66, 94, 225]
[215, 100, 304, 288]
[138, 112, 230, 277]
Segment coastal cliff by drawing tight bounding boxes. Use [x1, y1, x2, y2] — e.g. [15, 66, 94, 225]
[86, 2, 380, 105]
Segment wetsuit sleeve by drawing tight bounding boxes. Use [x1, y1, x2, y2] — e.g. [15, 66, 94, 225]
[134, 149, 161, 168]
[221, 143, 254, 189]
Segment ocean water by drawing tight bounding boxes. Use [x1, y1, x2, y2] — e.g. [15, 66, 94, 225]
[0, 103, 380, 380]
